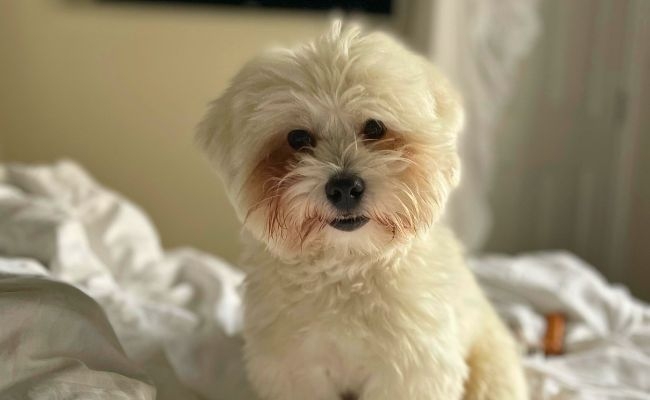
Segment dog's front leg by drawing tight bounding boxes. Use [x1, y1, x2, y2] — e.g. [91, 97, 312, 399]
[462, 314, 528, 400]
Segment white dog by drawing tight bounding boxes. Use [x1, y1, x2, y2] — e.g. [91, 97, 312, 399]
[197, 22, 528, 400]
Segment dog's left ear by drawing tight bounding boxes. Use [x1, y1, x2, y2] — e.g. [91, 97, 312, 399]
[425, 63, 465, 137]
[421, 62, 463, 189]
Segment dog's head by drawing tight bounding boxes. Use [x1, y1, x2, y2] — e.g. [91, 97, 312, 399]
[197, 22, 463, 261]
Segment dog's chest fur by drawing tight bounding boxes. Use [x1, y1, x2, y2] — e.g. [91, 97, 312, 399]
[241, 226, 480, 397]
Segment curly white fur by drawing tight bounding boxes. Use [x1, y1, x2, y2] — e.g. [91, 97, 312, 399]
[197, 21, 528, 400]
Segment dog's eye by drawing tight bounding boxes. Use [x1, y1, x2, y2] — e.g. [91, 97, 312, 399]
[287, 129, 315, 151]
[362, 119, 386, 140]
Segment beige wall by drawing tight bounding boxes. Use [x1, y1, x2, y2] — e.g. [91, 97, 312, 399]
[0, 1, 331, 263]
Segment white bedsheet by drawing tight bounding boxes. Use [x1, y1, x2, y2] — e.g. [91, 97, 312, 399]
[0, 161, 648, 399]
[472, 254, 650, 399]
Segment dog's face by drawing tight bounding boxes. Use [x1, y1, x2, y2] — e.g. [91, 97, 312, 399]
[198, 23, 463, 261]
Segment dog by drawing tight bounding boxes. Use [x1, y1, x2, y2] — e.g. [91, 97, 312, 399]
[197, 21, 528, 400]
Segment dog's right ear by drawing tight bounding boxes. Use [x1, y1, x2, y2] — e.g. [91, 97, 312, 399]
[195, 95, 233, 180]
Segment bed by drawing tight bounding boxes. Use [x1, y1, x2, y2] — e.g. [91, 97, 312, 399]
[0, 161, 648, 399]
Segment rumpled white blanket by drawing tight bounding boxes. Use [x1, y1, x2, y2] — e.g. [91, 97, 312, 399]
[472, 254, 650, 399]
[0, 161, 252, 400]
[0, 161, 648, 399]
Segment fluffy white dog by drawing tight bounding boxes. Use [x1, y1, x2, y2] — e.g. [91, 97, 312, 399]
[197, 22, 528, 400]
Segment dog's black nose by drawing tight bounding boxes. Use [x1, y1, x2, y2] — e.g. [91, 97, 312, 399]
[325, 173, 365, 211]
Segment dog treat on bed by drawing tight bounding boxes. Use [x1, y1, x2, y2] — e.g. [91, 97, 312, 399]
[544, 313, 566, 356]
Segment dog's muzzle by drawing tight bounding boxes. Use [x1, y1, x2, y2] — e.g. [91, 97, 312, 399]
[325, 173, 369, 231]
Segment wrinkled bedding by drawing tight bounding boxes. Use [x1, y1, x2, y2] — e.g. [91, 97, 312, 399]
[0, 161, 648, 399]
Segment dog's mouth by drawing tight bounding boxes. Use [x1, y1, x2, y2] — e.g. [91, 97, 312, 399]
[329, 215, 369, 232]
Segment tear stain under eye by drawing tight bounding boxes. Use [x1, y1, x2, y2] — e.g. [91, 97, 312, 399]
[242, 135, 296, 224]
[361, 130, 446, 237]
[242, 134, 329, 243]
[362, 128, 408, 153]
